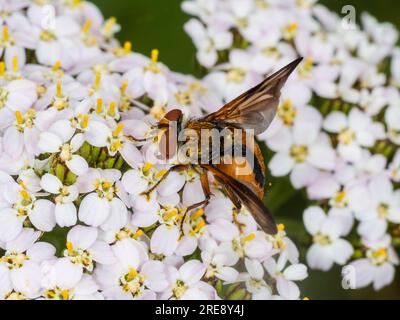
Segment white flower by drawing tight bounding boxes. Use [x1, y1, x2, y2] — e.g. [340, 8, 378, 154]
[349, 235, 399, 291]
[323, 109, 385, 163]
[268, 117, 335, 189]
[239, 258, 271, 300]
[0, 229, 55, 299]
[38, 121, 88, 176]
[40, 173, 79, 227]
[264, 254, 307, 300]
[304, 206, 354, 271]
[204, 49, 261, 101]
[161, 260, 216, 300]
[356, 175, 400, 240]
[0, 181, 55, 241]
[184, 18, 232, 68]
[77, 169, 128, 230]
[64, 225, 115, 272]
[95, 238, 168, 300]
[41, 258, 101, 300]
[200, 238, 239, 282]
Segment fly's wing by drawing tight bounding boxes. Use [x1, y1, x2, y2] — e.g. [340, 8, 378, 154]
[205, 165, 277, 235]
[201, 58, 302, 135]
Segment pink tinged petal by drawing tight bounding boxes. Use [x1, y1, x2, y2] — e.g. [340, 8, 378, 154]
[179, 260, 206, 285]
[266, 126, 293, 152]
[182, 179, 205, 207]
[121, 169, 148, 195]
[6, 228, 40, 253]
[150, 224, 180, 256]
[350, 259, 374, 289]
[356, 130, 375, 147]
[11, 262, 42, 298]
[6, 80, 37, 111]
[38, 132, 62, 153]
[330, 239, 354, 265]
[205, 197, 233, 222]
[100, 198, 128, 231]
[276, 278, 300, 300]
[197, 50, 218, 68]
[141, 260, 169, 292]
[245, 258, 264, 279]
[290, 163, 319, 189]
[308, 145, 336, 170]
[24, 128, 40, 155]
[90, 241, 116, 265]
[175, 236, 197, 257]
[283, 264, 308, 281]
[74, 275, 99, 296]
[71, 133, 85, 152]
[347, 184, 371, 213]
[369, 176, 393, 203]
[338, 143, 363, 163]
[357, 219, 387, 241]
[131, 210, 158, 228]
[78, 193, 110, 227]
[75, 169, 100, 193]
[40, 173, 62, 194]
[268, 152, 295, 177]
[218, 267, 239, 282]
[3, 127, 24, 159]
[373, 263, 395, 291]
[207, 219, 239, 242]
[55, 258, 83, 289]
[112, 239, 141, 269]
[306, 244, 334, 271]
[307, 173, 340, 200]
[27, 242, 56, 262]
[252, 287, 272, 300]
[120, 141, 143, 168]
[157, 193, 180, 207]
[48, 120, 75, 142]
[157, 172, 185, 197]
[55, 203, 77, 227]
[303, 207, 327, 235]
[0, 108, 14, 130]
[67, 225, 98, 250]
[66, 155, 89, 176]
[293, 122, 319, 146]
[85, 121, 111, 147]
[132, 193, 159, 212]
[29, 199, 56, 232]
[323, 112, 348, 133]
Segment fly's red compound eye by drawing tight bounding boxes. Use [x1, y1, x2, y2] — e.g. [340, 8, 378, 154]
[163, 109, 182, 122]
[159, 126, 178, 160]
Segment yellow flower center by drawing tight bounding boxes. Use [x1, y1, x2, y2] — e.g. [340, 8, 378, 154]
[119, 268, 145, 297]
[65, 242, 94, 271]
[313, 233, 331, 246]
[172, 280, 188, 299]
[278, 100, 297, 125]
[377, 203, 389, 219]
[226, 68, 246, 83]
[338, 128, 355, 145]
[0, 252, 29, 269]
[290, 144, 309, 163]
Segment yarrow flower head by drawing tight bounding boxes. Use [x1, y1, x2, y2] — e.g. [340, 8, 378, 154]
[183, 0, 400, 292]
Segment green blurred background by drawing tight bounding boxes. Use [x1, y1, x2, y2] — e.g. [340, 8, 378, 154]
[91, 0, 400, 299]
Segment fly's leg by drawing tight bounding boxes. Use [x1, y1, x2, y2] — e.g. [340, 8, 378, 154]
[223, 184, 246, 234]
[180, 169, 212, 235]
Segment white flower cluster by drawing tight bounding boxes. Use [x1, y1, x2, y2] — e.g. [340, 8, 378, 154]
[183, 0, 400, 291]
[0, 0, 307, 300]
